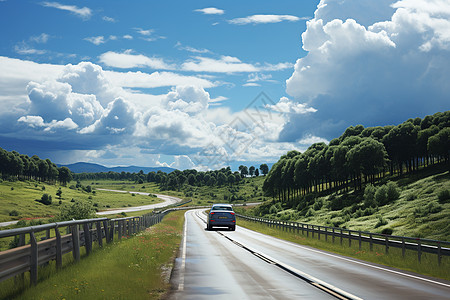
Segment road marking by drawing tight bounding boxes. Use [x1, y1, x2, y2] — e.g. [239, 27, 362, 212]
[238, 226, 450, 289]
[195, 209, 362, 300]
[178, 212, 188, 291]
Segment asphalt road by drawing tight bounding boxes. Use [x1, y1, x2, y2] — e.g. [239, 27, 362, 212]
[169, 209, 450, 300]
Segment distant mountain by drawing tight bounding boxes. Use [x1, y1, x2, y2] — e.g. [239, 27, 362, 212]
[58, 162, 175, 174]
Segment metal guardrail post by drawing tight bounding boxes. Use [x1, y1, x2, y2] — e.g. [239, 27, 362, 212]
[385, 236, 389, 254]
[30, 232, 38, 285]
[402, 237, 405, 257]
[359, 232, 362, 250]
[318, 226, 320, 240]
[348, 230, 352, 247]
[438, 242, 442, 266]
[340, 229, 343, 245]
[332, 228, 335, 243]
[118, 221, 122, 240]
[418, 239, 422, 263]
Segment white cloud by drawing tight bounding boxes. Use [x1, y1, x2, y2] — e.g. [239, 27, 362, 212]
[84, 36, 106, 45]
[105, 70, 216, 89]
[30, 33, 50, 44]
[195, 7, 225, 15]
[266, 97, 317, 114]
[134, 28, 165, 41]
[123, 35, 133, 40]
[175, 42, 211, 54]
[170, 155, 195, 170]
[182, 56, 258, 73]
[102, 16, 116, 22]
[229, 14, 303, 25]
[99, 50, 175, 69]
[281, 0, 450, 141]
[41, 2, 92, 19]
[243, 82, 260, 87]
[14, 45, 46, 55]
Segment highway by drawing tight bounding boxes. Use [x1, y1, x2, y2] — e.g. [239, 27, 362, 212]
[169, 209, 450, 299]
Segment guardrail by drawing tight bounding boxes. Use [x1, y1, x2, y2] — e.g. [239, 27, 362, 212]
[236, 214, 450, 265]
[0, 210, 171, 286]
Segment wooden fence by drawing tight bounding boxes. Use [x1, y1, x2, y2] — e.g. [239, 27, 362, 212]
[237, 214, 450, 264]
[0, 210, 168, 286]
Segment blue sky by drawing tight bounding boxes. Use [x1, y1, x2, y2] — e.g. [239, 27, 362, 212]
[0, 0, 449, 170]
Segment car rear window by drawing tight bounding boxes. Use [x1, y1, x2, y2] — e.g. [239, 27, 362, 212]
[212, 206, 232, 211]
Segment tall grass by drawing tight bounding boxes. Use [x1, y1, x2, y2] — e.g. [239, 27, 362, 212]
[237, 218, 450, 281]
[1, 210, 184, 300]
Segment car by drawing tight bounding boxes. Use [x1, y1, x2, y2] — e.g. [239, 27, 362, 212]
[206, 204, 236, 231]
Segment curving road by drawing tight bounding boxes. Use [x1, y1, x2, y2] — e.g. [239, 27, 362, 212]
[169, 209, 450, 299]
[0, 190, 182, 227]
[95, 189, 182, 215]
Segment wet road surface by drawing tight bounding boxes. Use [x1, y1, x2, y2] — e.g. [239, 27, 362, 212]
[169, 209, 450, 300]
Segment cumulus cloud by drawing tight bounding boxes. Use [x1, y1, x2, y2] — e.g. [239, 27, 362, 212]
[99, 50, 175, 69]
[228, 14, 303, 25]
[266, 97, 317, 114]
[282, 0, 450, 141]
[41, 2, 92, 19]
[195, 7, 225, 15]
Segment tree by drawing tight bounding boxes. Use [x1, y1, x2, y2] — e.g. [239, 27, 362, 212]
[249, 166, 255, 177]
[227, 174, 235, 186]
[58, 167, 72, 186]
[254, 168, 259, 177]
[239, 165, 248, 178]
[217, 172, 227, 186]
[56, 188, 62, 199]
[187, 173, 196, 185]
[259, 164, 269, 176]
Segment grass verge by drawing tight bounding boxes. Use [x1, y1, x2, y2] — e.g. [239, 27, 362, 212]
[237, 217, 450, 281]
[1, 210, 185, 300]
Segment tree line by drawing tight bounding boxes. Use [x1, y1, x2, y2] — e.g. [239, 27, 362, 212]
[0, 146, 270, 192]
[0, 149, 72, 185]
[263, 111, 450, 204]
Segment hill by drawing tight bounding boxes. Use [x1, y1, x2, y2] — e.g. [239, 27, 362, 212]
[58, 162, 175, 174]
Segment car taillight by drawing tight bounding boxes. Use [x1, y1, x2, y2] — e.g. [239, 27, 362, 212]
[230, 212, 235, 215]
[210, 212, 214, 215]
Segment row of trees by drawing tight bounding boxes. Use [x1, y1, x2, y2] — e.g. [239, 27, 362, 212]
[263, 111, 450, 204]
[0, 148, 72, 185]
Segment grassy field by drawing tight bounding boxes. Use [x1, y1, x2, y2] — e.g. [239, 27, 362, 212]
[238, 167, 450, 241]
[236, 217, 450, 281]
[0, 210, 185, 300]
[0, 180, 164, 223]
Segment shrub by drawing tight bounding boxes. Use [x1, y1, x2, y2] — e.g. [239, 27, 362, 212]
[313, 199, 323, 210]
[437, 189, 450, 204]
[381, 228, 394, 235]
[10, 187, 14, 191]
[305, 208, 315, 217]
[131, 193, 136, 197]
[57, 200, 95, 221]
[386, 182, 400, 202]
[39, 193, 52, 205]
[364, 184, 377, 207]
[375, 185, 388, 206]
[15, 220, 27, 227]
[9, 210, 20, 216]
[69, 185, 76, 190]
[375, 216, 388, 228]
[42, 186, 45, 191]
[406, 193, 417, 201]
[269, 205, 279, 214]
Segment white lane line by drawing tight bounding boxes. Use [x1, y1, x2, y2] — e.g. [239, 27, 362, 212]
[238, 226, 450, 288]
[178, 211, 188, 291]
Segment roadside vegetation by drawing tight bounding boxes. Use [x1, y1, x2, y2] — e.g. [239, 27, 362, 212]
[0, 210, 184, 300]
[236, 217, 450, 281]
